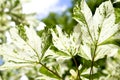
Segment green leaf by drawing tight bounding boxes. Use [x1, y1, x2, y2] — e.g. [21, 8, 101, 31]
[39, 66, 60, 79]
[17, 24, 28, 41]
[113, 1, 120, 8]
[81, 72, 106, 79]
[73, 2, 86, 24]
[99, 38, 120, 46]
[114, 8, 120, 23]
[40, 27, 52, 60]
[50, 45, 70, 57]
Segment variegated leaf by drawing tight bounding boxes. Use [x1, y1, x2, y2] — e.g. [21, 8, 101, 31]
[0, 26, 42, 70]
[51, 25, 81, 57]
[73, 0, 120, 60]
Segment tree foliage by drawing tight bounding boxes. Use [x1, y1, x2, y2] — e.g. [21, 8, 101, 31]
[0, 0, 120, 80]
[0, 0, 38, 44]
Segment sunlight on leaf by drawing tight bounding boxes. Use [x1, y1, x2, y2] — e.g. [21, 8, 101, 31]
[51, 25, 81, 57]
[25, 26, 42, 59]
[0, 26, 42, 70]
[95, 44, 118, 61]
[73, 0, 120, 61]
[80, 44, 92, 60]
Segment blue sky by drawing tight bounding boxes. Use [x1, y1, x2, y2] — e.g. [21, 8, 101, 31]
[22, 0, 72, 19]
[57, 0, 72, 7]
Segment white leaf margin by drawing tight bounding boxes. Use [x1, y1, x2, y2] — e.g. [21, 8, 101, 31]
[51, 25, 81, 57]
[0, 26, 42, 70]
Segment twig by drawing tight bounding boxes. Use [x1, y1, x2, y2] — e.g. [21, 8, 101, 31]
[38, 62, 62, 79]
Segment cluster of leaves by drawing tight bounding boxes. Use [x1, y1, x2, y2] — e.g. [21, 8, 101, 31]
[0, 0, 39, 44]
[0, 0, 120, 80]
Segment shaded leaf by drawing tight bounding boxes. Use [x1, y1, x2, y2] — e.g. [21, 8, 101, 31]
[50, 45, 70, 57]
[99, 38, 120, 47]
[40, 27, 52, 60]
[114, 8, 120, 23]
[39, 66, 60, 79]
[17, 24, 28, 41]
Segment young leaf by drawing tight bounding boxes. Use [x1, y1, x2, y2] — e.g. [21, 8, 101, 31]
[51, 25, 81, 57]
[73, 0, 92, 25]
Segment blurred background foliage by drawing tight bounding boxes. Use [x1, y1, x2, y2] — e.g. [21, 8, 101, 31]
[0, 0, 120, 80]
[41, 0, 120, 34]
[0, 0, 38, 44]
